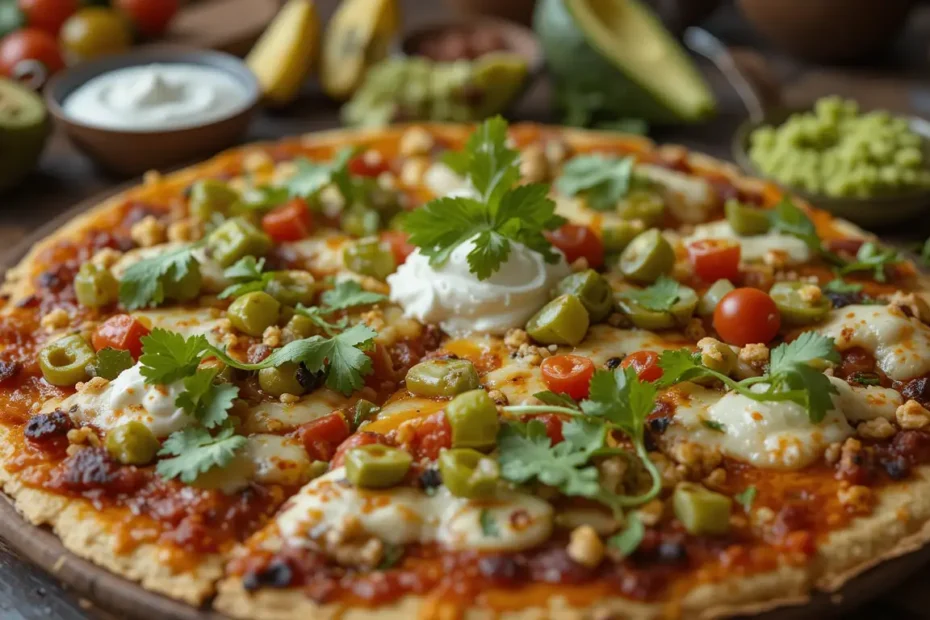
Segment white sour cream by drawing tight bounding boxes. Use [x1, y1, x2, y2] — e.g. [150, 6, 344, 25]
[388, 235, 570, 336]
[63, 63, 248, 131]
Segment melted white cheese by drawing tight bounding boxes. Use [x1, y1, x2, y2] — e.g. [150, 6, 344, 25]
[829, 376, 902, 422]
[683, 220, 811, 264]
[286, 233, 352, 274]
[239, 389, 356, 433]
[423, 162, 472, 197]
[636, 163, 715, 224]
[277, 468, 553, 551]
[818, 304, 930, 381]
[246, 434, 311, 486]
[132, 307, 227, 345]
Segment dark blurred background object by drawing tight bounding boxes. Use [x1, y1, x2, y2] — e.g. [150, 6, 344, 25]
[641, 0, 721, 35]
[443, 0, 537, 25]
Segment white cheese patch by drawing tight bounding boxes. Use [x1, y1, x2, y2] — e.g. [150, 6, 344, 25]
[277, 468, 553, 552]
[683, 220, 811, 264]
[423, 162, 472, 197]
[132, 306, 228, 345]
[818, 304, 930, 381]
[635, 163, 715, 224]
[239, 389, 356, 434]
[829, 376, 902, 422]
[246, 434, 312, 486]
[286, 233, 352, 274]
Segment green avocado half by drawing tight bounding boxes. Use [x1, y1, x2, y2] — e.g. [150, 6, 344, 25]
[0, 78, 49, 193]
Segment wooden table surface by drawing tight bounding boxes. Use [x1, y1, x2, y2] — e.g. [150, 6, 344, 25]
[3, 1, 930, 617]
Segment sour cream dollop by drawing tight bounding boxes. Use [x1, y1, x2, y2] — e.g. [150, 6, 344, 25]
[388, 235, 570, 336]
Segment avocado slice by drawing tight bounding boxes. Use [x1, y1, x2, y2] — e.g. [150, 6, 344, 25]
[470, 52, 529, 119]
[0, 78, 48, 192]
[534, 0, 716, 125]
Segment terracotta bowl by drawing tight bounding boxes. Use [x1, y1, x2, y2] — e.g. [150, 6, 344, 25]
[45, 46, 260, 177]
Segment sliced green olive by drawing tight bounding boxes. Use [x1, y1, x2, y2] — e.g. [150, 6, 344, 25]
[557, 270, 613, 323]
[105, 421, 159, 465]
[341, 204, 381, 237]
[344, 444, 412, 489]
[162, 260, 203, 302]
[207, 217, 272, 267]
[264, 270, 316, 307]
[725, 199, 771, 236]
[618, 229, 674, 284]
[438, 448, 500, 498]
[73, 262, 118, 308]
[227, 291, 280, 337]
[770, 281, 833, 325]
[258, 362, 307, 397]
[308, 460, 329, 480]
[285, 314, 320, 339]
[405, 359, 480, 398]
[445, 389, 500, 451]
[617, 190, 665, 227]
[601, 219, 645, 254]
[697, 279, 736, 317]
[673, 482, 732, 536]
[189, 179, 239, 221]
[615, 285, 698, 330]
[526, 294, 590, 346]
[38, 334, 96, 386]
[343, 238, 396, 281]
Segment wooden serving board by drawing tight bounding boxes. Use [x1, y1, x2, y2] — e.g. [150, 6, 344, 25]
[161, 0, 280, 56]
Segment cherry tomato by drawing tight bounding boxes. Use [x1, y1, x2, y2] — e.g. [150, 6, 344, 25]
[298, 412, 351, 462]
[348, 152, 390, 177]
[380, 230, 415, 265]
[687, 239, 741, 283]
[519, 413, 564, 445]
[621, 350, 664, 382]
[713, 288, 781, 346]
[91, 314, 150, 358]
[18, 0, 77, 35]
[331, 431, 392, 469]
[408, 411, 452, 461]
[540, 354, 595, 401]
[0, 28, 64, 79]
[60, 7, 131, 61]
[114, 0, 179, 38]
[262, 198, 313, 242]
[545, 223, 604, 269]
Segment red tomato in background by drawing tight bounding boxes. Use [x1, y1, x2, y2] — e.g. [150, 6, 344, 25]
[545, 223, 604, 269]
[621, 350, 664, 382]
[713, 288, 781, 346]
[540, 354, 595, 401]
[91, 315, 150, 359]
[687, 239, 741, 282]
[0, 28, 64, 79]
[262, 198, 313, 242]
[348, 152, 390, 177]
[380, 230, 415, 265]
[18, 0, 77, 35]
[114, 0, 179, 38]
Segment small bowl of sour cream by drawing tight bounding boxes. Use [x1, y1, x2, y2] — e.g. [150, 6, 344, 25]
[45, 46, 260, 176]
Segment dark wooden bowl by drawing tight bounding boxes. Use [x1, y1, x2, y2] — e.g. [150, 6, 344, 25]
[44, 46, 260, 177]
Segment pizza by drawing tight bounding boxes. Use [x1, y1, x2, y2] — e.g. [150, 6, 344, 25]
[2, 119, 930, 620]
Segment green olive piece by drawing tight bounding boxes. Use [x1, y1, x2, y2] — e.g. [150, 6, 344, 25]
[617, 190, 665, 227]
[438, 448, 500, 498]
[724, 199, 771, 236]
[672, 482, 732, 536]
[557, 270, 613, 323]
[445, 389, 500, 451]
[258, 362, 307, 398]
[770, 281, 833, 325]
[207, 217, 272, 268]
[105, 421, 159, 465]
[697, 279, 736, 317]
[344, 444, 412, 489]
[526, 294, 590, 346]
[38, 334, 96, 386]
[285, 314, 319, 339]
[264, 270, 316, 307]
[405, 359, 480, 398]
[162, 260, 203, 302]
[343, 238, 396, 281]
[308, 460, 329, 480]
[618, 229, 674, 284]
[189, 179, 239, 221]
[615, 286, 699, 330]
[73, 262, 118, 308]
[227, 291, 281, 337]
[601, 219, 645, 254]
[341, 204, 381, 238]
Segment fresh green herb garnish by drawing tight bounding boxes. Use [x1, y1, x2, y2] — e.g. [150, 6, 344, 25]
[701, 420, 726, 433]
[607, 511, 645, 557]
[836, 242, 900, 282]
[533, 390, 581, 410]
[822, 278, 863, 294]
[767, 198, 825, 257]
[479, 509, 500, 538]
[175, 368, 239, 429]
[218, 256, 273, 299]
[734, 485, 757, 512]
[138, 328, 211, 385]
[118, 243, 200, 310]
[555, 153, 635, 211]
[378, 544, 404, 570]
[659, 331, 841, 423]
[403, 117, 565, 280]
[156, 423, 247, 484]
[617, 276, 683, 312]
[90, 348, 134, 380]
[293, 280, 387, 337]
[286, 147, 356, 200]
[849, 372, 881, 386]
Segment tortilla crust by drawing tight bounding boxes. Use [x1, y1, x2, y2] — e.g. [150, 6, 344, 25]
[0, 123, 928, 617]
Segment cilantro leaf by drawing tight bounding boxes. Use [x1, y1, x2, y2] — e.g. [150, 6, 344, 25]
[223, 256, 265, 281]
[321, 280, 387, 311]
[533, 390, 581, 410]
[156, 424, 247, 484]
[139, 328, 210, 385]
[175, 368, 239, 429]
[822, 278, 862, 294]
[618, 276, 684, 312]
[285, 147, 356, 199]
[479, 509, 500, 538]
[607, 511, 644, 558]
[656, 349, 708, 387]
[836, 242, 899, 282]
[582, 367, 657, 444]
[118, 244, 200, 310]
[555, 154, 635, 211]
[767, 198, 823, 254]
[702, 420, 726, 433]
[734, 486, 757, 511]
[769, 332, 840, 374]
[90, 348, 134, 380]
[465, 115, 520, 205]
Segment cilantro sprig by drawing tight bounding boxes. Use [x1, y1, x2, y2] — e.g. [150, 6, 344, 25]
[294, 280, 387, 337]
[835, 242, 900, 282]
[118, 243, 201, 310]
[403, 117, 565, 280]
[156, 424, 247, 484]
[218, 256, 272, 299]
[285, 146, 357, 201]
[617, 276, 685, 312]
[554, 153, 636, 211]
[658, 331, 841, 423]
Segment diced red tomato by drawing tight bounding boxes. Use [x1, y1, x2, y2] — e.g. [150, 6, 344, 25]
[380, 230, 416, 265]
[261, 198, 312, 242]
[408, 411, 452, 461]
[297, 412, 351, 462]
[540, 354, 595, 401]
[687, 239, 741, 283]
[348, 152, 390, 177]
[621, 350, 663, 382]
[545, 223, 604, 269]
[91, 315, 150, 358]
[713, 288, 781, 346]
[520, 413, 564, 445]
[19, 0, 78, 36]
[331, 431, 392, 469]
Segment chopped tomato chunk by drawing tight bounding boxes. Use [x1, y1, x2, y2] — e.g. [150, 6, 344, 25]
[348, 152, 390, 177]
[541, 354, 595, 400]
[621, 350, 663, 382]
[91, 314, 150, 358]
[262, 198, 313, 242]
[298, 412, 351, 462]
[545, 224, 604, 269]
[687, 239, 741, 282]
[380, 230, 416, 265]
[408, 411, 452, 461]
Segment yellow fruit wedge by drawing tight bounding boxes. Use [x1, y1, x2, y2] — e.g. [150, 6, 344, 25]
[320, 0, 400, 101]
[246, 0, 320, 107]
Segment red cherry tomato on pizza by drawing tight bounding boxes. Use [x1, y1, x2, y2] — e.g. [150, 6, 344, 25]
[91, 315, 150, 359]
[621, 350, 664, 382]
[348, 152, 390, 177]
[687, 239, 741, 283]
[408, 411, 452, 461]
[18, 0, 78, 36]
[298, 412, 351, 462]
[540, 354, 595, 401]
[380, 230, 416, 265]
[545, 223, 604, 269]
[0, 28, 64, 79]
[713, 288, 781, 346]
[262, 198, 313, 242]
[114, 0, 179, 38]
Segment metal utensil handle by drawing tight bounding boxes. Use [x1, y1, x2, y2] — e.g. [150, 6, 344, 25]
[684, 26, 765, 124]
